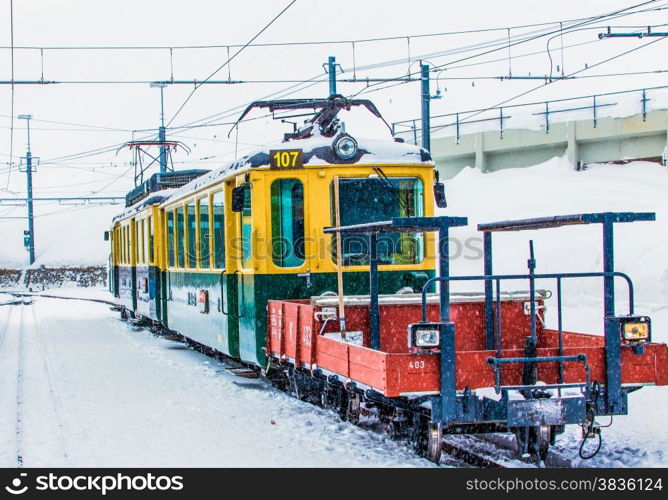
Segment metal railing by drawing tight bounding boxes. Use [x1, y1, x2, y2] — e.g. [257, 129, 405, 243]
[392, 85, 668, 144]
[420, 271, 634, 391]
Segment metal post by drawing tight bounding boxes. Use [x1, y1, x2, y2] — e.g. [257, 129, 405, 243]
[158, 85, 167, 173]
[483, 232, 494, 350]
[523, 240, 538, 388]
[437, 222, 456, 423]
[151, 82, 168, 173]
[641, 89, 648, 122]
[369, 232, 380, 350]
[528, 240, 537, 340]
[328, 56, 337, 96]
[602, 217, 615, 318]
[18, 114, 35, 265]
[602, 215, 621, 412]
[421, 63, 431, 151]
[438, 224, 450, 322]
[544, 102, 550, 133]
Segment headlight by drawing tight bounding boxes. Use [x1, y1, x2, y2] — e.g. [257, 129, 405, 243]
[620, 316, 651, 344]
[333, 134, 358, 160]
[415, 329, 440, 347]
[408, 322, 443, 350]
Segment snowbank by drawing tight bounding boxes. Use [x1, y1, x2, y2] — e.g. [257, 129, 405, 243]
[442, 157, 668, 341]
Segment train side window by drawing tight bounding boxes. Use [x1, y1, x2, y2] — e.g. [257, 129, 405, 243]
[140, 220, 145, 264]
[198, 196, 211, 268]
[213, 192, 225, 269]
[176, 205, 185, 268]
[124, 226, 129, 264]
[115, 228, 119, 264]
[142, 219, 147, 264]
[271, 179, 304, 267]
[132, 221, 137, 264]
[167, 211, 175, 268]
[240, 186, 252, 268]
[147, 216, 154, 264]
[186, 201, 197, 269]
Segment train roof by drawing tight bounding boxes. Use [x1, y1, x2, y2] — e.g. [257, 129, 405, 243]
[112, 189, 176, 223]
[163, 132, 434, 204]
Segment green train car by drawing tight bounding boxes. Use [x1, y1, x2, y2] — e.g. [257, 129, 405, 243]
[108, 96, 445, 368]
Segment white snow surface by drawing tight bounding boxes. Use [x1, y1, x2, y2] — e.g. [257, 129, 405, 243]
[2, 155, 668, 467]
[0, 296, 433, 468]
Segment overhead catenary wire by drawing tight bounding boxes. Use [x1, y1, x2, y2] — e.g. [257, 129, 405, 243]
[2, 3, 667, 52]
[3, 0, 664, 199]
[348, 0, 663, 99]
[166, 0, 298, 127]
[413, 37, 668, 141]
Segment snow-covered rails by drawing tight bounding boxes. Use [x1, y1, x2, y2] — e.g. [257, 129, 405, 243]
[267, 213, 668, 464]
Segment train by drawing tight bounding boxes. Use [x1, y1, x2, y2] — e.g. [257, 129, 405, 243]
[107, 95, 668, 464]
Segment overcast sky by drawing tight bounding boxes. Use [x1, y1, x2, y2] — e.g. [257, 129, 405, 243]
[1, 0, 667, 198]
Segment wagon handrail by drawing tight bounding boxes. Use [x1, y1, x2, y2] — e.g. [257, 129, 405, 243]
[420, 271, 634, 323]
[486, 354, 591, 394]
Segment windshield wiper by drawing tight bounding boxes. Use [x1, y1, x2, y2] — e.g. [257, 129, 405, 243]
[372, 167, 411, 215]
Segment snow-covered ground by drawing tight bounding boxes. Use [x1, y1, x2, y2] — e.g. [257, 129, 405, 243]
[1, 157, 667, 467]
[0, 286, 665, 468]
[444, 157, 668, 342]
[0, 296, 433, 468]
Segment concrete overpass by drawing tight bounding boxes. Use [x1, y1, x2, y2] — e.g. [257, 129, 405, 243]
[430, 109, 668, 178]
[389, 86, 668, 178]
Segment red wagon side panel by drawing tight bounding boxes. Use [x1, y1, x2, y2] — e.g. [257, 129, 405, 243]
[267, 299, 668, 399]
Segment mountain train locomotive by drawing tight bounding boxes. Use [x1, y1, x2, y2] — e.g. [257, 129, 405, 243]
[107, 95, 668, 463]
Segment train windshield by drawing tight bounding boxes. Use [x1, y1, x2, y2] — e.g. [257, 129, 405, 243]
[330, 176, 424, 265]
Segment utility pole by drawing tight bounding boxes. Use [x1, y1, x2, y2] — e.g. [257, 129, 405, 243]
[327, 56, 337, 95]
[151, 82, 168, 173]
[18, 114, 35, 265]
[420, 62, 431, 152]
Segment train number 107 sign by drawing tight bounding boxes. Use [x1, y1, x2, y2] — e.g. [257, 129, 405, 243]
[269, 149, 304, 170]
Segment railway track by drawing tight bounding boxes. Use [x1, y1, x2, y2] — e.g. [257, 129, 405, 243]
[30, 303, 71, 464]
[3, 292, 575, 468]
[15, 303, 26, 467]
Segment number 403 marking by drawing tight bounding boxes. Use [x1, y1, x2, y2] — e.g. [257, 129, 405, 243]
[409, 360, 425, 369]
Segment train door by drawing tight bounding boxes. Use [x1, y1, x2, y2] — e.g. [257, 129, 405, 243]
[111, 224, 120, 297]
[130, 219, 138, 311]
[230, 177, 263, 364]
[162, 209, 175, 326]
[207, 190, 238, 357]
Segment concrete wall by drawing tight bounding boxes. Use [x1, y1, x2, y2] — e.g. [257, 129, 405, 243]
[431, 109, 668, 178]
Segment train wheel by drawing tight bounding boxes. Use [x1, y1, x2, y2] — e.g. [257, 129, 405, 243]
[345, 393, 361, 424]
[412, 416, 442, 463]
[529, 425, 551, 463]
[425, 423, 442, 463]
[515, 426, 551, 463]
[335, 389, 348, 421]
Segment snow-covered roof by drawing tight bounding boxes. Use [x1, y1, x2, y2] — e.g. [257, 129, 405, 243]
[163, 132, 434, 204]
[112, 189, 175, 223]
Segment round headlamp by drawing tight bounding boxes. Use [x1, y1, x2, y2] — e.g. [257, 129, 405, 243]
[333, 134, 358, 160]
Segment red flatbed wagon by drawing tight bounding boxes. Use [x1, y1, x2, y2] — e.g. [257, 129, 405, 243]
[265, 213, 668, 463]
